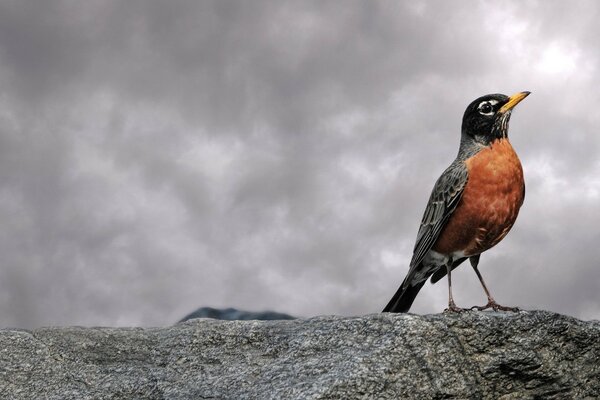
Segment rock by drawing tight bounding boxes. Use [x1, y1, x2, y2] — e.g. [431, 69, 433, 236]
[0, 311, 598, 399]
[179, 306, 295, 322]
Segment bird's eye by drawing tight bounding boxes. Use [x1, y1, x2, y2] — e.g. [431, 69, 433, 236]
[478, 101, 493, 115]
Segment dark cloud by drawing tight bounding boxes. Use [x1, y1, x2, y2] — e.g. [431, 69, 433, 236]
[0, 1, 598, 328]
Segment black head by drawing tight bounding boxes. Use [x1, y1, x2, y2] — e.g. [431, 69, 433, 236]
[461, 92, 530, 145]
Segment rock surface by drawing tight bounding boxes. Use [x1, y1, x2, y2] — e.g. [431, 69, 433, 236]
[0, 311, 598, 399]
[179, 306, 295, 322]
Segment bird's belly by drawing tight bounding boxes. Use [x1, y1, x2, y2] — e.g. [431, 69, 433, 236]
[433, 139, 525, 256]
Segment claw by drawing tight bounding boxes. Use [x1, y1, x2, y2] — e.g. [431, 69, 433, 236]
[471, 301, 520, 312]
[444, 305, 468, 313]
[445, 300, 468, 313]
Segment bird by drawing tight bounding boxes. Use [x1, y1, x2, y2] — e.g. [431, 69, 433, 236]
[383, 91, 530, 313]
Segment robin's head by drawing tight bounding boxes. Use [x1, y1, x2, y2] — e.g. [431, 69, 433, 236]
[461, 91, 530, 144]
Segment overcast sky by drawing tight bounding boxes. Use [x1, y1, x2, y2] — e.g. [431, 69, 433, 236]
[0, 1, 598, 328]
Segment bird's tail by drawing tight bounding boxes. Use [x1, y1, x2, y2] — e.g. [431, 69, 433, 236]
[382, 274, 426, 313]
[430, 257, 467, 283]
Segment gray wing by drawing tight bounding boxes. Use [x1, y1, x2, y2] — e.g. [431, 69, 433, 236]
[408, 160, 469, 272]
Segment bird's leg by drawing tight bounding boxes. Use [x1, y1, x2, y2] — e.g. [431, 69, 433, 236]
[444, 260, 466, 313]
[469, 255, 519, 312]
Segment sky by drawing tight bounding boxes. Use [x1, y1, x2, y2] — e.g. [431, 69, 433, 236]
[0, 0, 599, 328]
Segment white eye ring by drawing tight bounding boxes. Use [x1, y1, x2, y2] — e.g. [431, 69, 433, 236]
[478, 100, 496, 116]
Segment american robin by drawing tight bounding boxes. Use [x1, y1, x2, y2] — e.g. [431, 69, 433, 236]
[383, 91, 530, 313]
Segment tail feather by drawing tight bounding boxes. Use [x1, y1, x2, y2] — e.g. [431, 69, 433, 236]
[383, 258, 464, 312]
[430, 257, 467, 283]
[382, 279, 426, 313]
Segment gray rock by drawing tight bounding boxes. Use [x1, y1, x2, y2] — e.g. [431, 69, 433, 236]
[179, 306, 295, 322]
[0, 311, 598, 399]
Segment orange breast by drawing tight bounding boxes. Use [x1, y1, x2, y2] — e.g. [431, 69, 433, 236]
[433, 139, 525, 256]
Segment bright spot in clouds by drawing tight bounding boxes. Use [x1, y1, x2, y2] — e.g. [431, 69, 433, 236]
[536, 42, 578, 75]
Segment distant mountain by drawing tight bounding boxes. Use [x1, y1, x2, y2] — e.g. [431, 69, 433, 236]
[179, 307, 295, 322]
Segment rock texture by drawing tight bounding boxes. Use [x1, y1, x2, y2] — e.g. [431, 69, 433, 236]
[0, 311, 598, 399]
[179, 306, 295, 322]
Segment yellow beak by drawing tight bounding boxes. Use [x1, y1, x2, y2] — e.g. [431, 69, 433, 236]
[499, 91, 531, 114]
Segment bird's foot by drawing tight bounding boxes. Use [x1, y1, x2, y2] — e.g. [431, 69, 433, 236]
[444, 302, 468, 313]
[471, 301, 520, 312]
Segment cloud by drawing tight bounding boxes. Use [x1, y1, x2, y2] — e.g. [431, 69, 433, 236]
[0, 1, 598, 327]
